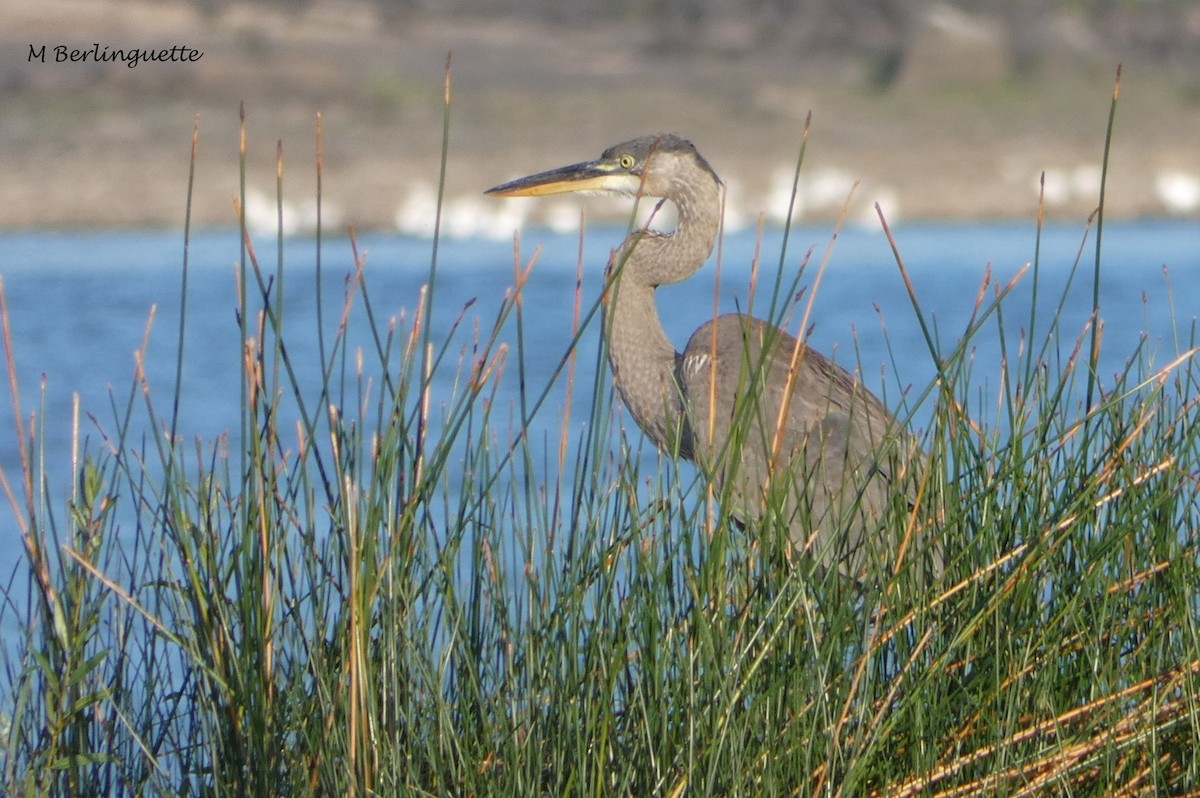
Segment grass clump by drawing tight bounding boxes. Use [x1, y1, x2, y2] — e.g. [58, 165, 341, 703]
[1, 68, 1198, 796]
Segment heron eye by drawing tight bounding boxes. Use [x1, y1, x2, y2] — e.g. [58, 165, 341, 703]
[619, 154, 636, 170]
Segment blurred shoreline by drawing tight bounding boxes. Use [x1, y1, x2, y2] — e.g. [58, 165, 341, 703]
[4, 0, 1200, 232]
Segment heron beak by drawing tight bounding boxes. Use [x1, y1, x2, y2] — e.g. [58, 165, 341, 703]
[486, 160, 641, 197]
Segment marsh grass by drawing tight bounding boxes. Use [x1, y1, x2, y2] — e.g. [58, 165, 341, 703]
[2, 67, 1199, 796]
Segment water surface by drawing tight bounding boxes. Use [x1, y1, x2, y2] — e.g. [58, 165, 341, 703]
[0, 220, 1196, 580]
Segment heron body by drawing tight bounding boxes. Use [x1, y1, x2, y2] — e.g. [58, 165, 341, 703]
[487, 133, 934, 583]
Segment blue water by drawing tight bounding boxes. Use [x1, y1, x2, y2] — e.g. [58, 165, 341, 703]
[0, 220, 1197, 583]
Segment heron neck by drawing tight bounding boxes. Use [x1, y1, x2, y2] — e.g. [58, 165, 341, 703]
[603, 275, 681, 451]
[603, 186, 719, 452]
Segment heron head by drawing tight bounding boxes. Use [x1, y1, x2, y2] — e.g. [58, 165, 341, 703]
[485, 133, 720, 201]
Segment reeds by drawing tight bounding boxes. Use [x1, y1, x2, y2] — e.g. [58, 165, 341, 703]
[1, 66, 1197, 796]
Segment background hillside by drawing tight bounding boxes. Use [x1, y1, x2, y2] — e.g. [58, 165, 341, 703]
[4, 0, 1199, 228]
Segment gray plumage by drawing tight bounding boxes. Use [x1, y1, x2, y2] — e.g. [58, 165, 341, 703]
[488, 133, 938, 583]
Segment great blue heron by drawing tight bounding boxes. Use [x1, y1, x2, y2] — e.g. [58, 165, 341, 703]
[487, 133, 938, 584]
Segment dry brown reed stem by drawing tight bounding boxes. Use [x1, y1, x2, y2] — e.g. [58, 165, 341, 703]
[0, 281, 50, 595]
[559, 220, 585, 474]
[883, 659, 1199, 797]
[769, 179, 857, 474]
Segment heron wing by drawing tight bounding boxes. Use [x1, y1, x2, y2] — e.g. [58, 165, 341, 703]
[678, 313, 922, 575]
